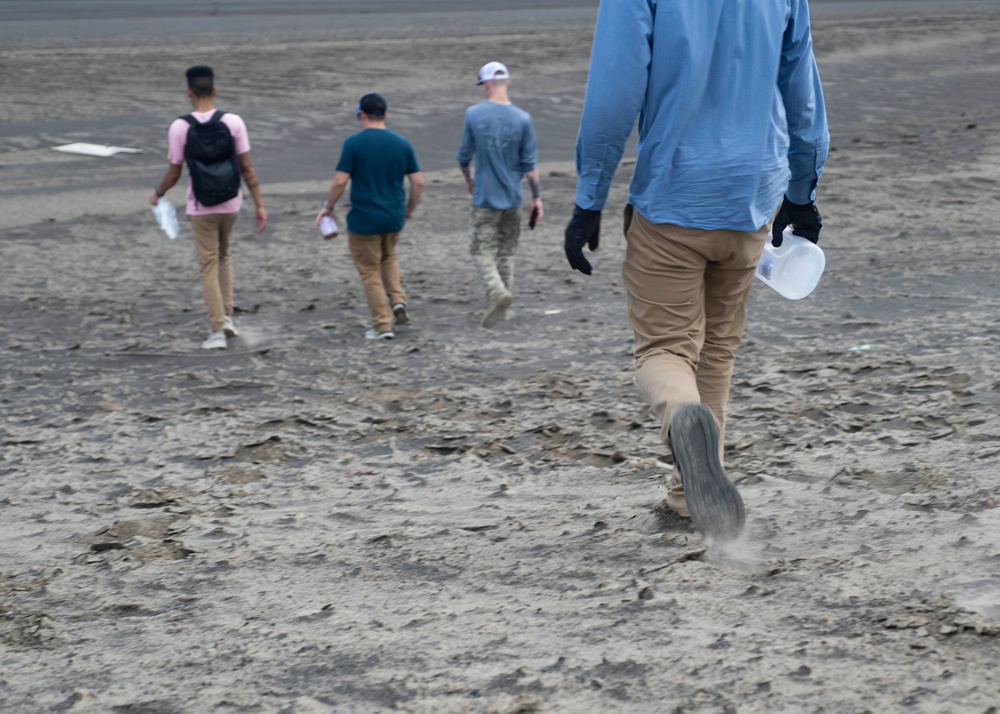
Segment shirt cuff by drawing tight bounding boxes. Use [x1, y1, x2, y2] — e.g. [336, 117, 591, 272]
[785, 179, 817, 205]
[574, 180, 607, 211]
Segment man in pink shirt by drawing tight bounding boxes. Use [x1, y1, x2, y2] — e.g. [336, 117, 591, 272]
[150, 65, 267, 350]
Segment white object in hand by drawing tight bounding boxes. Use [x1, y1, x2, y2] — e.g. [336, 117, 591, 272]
[755, 226, 825, 300]
[319, 215, 339, 240]
[151, 198, 180, 240]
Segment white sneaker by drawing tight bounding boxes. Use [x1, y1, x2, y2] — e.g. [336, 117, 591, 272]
[222, 316, 238, 338]
[365, 328, 395, 341]
[201, 331, 227, 350]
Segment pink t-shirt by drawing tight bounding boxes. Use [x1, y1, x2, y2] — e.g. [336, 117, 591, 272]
[168, 110, 251, 216]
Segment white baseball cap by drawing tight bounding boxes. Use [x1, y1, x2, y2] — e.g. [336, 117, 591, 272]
[477, 61, 510, 85]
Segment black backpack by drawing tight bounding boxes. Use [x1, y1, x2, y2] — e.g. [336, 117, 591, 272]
[181, 110, 241, 207]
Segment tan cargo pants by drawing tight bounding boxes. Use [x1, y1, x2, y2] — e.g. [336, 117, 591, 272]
[622, 205, 770, 516]
[191, 213, 239, 333]
[348, 231, 406, 333]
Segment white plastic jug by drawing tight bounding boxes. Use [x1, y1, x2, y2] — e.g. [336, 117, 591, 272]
[319, 215, 339, 240]
[755, 227, 825, 300]
[151, 198, 180, 240]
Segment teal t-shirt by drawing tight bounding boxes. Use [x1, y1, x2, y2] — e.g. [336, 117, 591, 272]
[336, 128, 420, 235]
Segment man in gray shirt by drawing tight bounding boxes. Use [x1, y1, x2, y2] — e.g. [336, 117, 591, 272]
[457, 61, 544, 328]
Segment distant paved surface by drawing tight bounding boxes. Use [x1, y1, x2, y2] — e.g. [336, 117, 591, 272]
[0, 0, 595, 22]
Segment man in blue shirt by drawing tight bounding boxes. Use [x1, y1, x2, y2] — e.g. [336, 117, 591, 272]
[316, 93, 424, 340]
[457, 61, 544, 328]
[565, 0, 829, 540]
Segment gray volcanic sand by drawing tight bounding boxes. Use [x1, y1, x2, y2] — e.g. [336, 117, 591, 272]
[2, 4, 1000, 713]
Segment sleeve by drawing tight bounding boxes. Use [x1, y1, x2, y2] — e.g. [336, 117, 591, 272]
[519, 116, 538, 174]
[166, 119, 188, 166]
[573, 0, 655, 210]
[335, 138, 354, 175]
[778, 0, 830, 204]
[227, 114, 251, 155]
[406, 141, 420, 174]
[455, 111, 475, 168]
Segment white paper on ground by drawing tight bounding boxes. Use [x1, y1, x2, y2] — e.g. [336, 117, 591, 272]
[52, 143, 144, 157]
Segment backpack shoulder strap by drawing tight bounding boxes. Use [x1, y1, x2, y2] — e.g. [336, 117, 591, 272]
[180, 111, 227, 125]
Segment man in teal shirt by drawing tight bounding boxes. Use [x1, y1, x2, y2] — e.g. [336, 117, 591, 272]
[565, 0, 829, 540]
[317, 93, 424, 340]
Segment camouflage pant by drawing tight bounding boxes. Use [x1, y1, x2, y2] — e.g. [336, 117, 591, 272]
[468, 206, 521, 301]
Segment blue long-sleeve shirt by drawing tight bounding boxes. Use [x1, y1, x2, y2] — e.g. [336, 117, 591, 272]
[457, 101, 538, 211]
[574, 0, 829, 231]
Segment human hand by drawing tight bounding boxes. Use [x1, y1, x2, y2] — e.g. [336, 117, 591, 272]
[465, 176, 475, 195]
[148, 192, 161, 207]
[255, 206, 268, 234]
[564, 205, 601, 275]
[771, 197, 822, 246]
[528, 198, 543, 229]
[314, 207, 332, 227]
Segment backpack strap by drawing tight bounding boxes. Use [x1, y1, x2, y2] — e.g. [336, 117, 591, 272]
[179, 110, 227, 125]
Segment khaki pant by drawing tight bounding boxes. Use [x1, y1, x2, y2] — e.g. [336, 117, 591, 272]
[622, 205, 769, 516]
[191, 213, 239, 333]
[468, 206, 520, 301]
[348, 231, 406, 333]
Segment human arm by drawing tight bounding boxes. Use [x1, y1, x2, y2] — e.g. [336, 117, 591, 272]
[151, 119, 188, 206]
[315, 171, 350, 226]
[520, 120, 542, 225]
[573, 0, 653, 212]
[238, 152, 267, 233]
[567, 0, 653, 274]
[456, 111, 475, 195]
[406, 171, 424, 220]
[773, 0, 829, 244]
[460, 165, 474, 195]
[525, 169, 543, 225]
[149, 163, 182, 206]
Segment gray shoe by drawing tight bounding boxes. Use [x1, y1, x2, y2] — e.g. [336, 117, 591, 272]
[482, 292, 512, 328]
[669, 403, 745, 541]
[392, 303, 409, 325]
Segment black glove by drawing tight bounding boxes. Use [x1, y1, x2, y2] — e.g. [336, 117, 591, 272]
[771, 197, 822, 247]
[565, 205, 601, 275]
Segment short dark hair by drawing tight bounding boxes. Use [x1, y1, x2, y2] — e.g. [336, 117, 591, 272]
[357, 92, 387, 117]
[186, 65, 215, 98]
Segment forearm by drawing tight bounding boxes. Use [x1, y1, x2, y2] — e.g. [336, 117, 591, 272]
[236, 153, 265, 208]
[154, 164, 182, 197]
[407, 185, 423, 214]
[242, 166, 265, 208]
[325, 182, 347, 209]
[782, 62, 829, 204]
[780, 2, 829, 203]
[406, 173, 424, 215]
[458, 164, 474, 195]
[525, 170, 540, 200]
